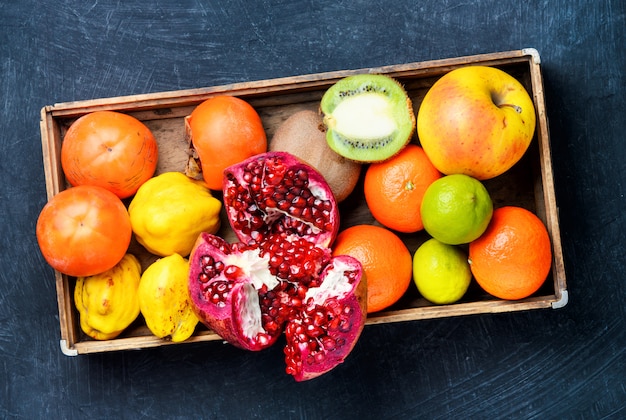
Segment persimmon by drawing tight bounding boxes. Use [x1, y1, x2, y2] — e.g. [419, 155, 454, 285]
[186, 96, 267, 190]
[36, 185, 132, 277]
[61, 111, 158, 199]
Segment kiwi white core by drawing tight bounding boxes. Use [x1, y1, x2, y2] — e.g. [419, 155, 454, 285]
[326, 93, 396, 140]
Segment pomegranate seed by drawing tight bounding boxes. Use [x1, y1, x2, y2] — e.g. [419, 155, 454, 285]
[224, 265, 242, 280]
[313, 311, 326, 326]
[322, 337, 336, 351]
[290, 206, 303, 217]
[305, 324, 324, 338]
[338, 317, 352, 333]
[250, 215, 264, 229]
[256, 333, 271, 346]
[290, 265, 303, 277]
[290, 296, 302, 308]
[300, 207, 312, 219]
[328, 317, 340, 331]
[264, 319, 280, 334]
[269, 254, 284, 268]
[265, 172, 280, 185]
[278, 200, 290, 211]
[278, 305, 293, 318]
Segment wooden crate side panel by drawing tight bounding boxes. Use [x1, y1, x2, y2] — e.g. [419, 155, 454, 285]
[72, 330, 224, 355]
[526, 56, 568, 305]
[40, 107, 81, 352]
[366, 297, 553, 325]
[39, 107, 65, 199]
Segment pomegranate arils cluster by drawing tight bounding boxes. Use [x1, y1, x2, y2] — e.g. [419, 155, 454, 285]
[188, 152, 366, 381]
[223, 152, 338, 246]
[260, 232, 331, 286]
[284, 302, 350, 375]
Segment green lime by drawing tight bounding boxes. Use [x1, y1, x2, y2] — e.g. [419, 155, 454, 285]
[420, 174, 493, 245]
[413, 238, 471, 304]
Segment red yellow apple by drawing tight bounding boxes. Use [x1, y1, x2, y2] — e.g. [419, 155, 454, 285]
[417, 66, 536, 180]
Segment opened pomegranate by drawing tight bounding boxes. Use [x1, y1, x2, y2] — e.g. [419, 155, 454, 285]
[188, 152, 366, 380]
[187, 232, 332, 351]
[222, 151, 339, 247]
[284, 255, 366, 381]
[188, 233, 274, 350]
[188, 232, 366, 380]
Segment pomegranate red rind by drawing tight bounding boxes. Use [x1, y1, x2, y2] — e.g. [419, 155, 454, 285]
[284, 255, 367, 381]
[223, 151, 339, 248]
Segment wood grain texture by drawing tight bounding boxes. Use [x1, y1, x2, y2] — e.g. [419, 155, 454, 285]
[1, 0, 624, 418]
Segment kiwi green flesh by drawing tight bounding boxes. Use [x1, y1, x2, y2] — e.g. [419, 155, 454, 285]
[321, 74, 415, 163]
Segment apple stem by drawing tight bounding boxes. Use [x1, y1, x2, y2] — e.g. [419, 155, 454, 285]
[499, 103, 523, 114]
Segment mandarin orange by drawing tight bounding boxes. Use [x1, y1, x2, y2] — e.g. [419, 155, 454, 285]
[469, 206, 552, 300]
[364, 144, 441, 233]
[332, 224, 412, 313]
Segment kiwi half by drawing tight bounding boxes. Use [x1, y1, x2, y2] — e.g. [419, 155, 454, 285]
[320, 74, 415, 163]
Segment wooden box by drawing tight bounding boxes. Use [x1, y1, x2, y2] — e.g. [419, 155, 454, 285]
[40, 48, 567, 356]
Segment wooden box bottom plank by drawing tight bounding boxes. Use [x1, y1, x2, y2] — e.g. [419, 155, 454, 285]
[40, 48, 567, 356]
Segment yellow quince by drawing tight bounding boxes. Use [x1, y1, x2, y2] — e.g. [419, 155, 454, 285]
[129, 171, 221, 257]
[74, 254, 142, 340]
[138, 253, 199, 342]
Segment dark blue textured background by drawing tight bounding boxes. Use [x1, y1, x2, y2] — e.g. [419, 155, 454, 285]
[1, 1, 624, 418]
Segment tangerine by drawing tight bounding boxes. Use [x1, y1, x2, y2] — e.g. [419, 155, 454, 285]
[332, 224, 412, 313]
[364, 144, 441, 233]
[469, 206, 552, 300]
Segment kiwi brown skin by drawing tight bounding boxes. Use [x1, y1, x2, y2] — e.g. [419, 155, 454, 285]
[270, 110, 362, 202]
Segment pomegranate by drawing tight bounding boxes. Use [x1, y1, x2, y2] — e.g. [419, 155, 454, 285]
[284, 255, 366, 381]
[187, 232, 332, 351]
[222, 151, 339, 247]
[187, 233, 281, 351]
[188, 232, 366, 380]
[188, 152, 367, 380]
